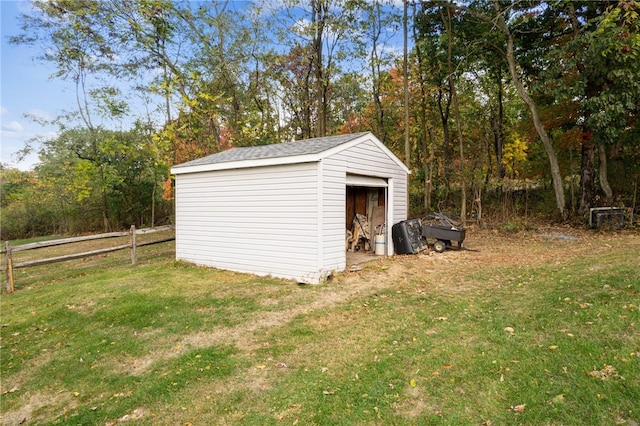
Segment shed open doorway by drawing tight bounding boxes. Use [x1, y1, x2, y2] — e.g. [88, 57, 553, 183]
[345, 174, 388, 267]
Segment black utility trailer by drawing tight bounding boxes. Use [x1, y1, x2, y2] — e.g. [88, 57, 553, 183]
[421, 214, 466, 253]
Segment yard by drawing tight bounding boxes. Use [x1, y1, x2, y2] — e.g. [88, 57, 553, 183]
[1, 226, 639, 425]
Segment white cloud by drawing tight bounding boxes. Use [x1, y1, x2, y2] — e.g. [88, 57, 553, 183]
[0, 106, 8, 116]
[2, 121, 23, 132]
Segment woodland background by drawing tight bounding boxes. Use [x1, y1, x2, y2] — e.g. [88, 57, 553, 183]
[1, 0, 639, 240]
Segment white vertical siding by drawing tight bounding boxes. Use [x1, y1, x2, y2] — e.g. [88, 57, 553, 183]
[320, 156, 347, 271]
[175, 162, 323, 283]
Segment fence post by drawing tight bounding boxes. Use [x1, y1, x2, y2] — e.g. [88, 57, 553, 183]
[5, 241, 14, 293]
[130, 225, 137, 265]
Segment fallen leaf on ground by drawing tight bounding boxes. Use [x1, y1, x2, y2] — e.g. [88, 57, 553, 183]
[1, 386, 19, 394]
[511, 404, 526, 413]
[589, 364, 622, 380]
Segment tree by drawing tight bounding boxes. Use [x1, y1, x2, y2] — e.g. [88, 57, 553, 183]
[35, 126, 169, 231]
[0, 166, 58, 239]
[414, 2, 455, 197]
[442, 4, 468, 222]
[490, 0, 567, 219]
[571, 0, 640, 212]
[11, 0, 135, 230]
[273, 0, 368, 138]
[358, 0, 401, 144]
[519, 0, 639, 214]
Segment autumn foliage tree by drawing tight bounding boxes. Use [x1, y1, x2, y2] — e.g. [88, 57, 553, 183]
[5, 0, 640, 239]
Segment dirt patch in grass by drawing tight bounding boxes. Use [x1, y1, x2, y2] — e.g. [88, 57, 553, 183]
[117, 227, 638, 376]
[395, 384, 437, 419]
[1, 390, 75, 426]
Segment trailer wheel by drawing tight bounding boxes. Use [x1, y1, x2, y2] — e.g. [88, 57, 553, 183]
[433, 240, 446, 253]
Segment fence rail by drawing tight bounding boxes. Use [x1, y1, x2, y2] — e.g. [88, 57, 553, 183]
[2, 225, 174, 293]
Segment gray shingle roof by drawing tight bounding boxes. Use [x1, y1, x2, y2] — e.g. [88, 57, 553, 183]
[172, 132, 369, 168]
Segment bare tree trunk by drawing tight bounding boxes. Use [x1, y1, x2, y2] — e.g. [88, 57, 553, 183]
[412, 2, 432, 212]
[312, 0, 326, 137]
[598, 144, 613, 202]
[437, 89, 452, 197]
[632, 179, 637, 225]
[403, 0, 411, 215]
[75, 68, 112, 232]
[99, 167, 111, 232]
[426, 129, 435, 212]
[151, 178, 156, 228]
[493, 1, 566, 218]
[443, 6, 466, 223]
[493, 77, 506, 180]
[370, 2, 386, 143]
[474, 186, 482, 223]
[420, 127, 435, 213]
[578, 140, 595, 216]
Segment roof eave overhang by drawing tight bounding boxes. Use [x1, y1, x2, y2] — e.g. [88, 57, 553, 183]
[171, 153, 322, 175]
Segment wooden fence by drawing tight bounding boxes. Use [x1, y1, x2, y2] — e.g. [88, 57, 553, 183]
[2, 225, 174, 293]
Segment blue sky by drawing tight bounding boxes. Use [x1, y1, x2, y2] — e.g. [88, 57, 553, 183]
[1, 0, 77, 170]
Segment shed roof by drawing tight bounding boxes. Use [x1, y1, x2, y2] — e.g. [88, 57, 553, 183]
[173, 132, 368, 168]
[171, 132, 409, 175]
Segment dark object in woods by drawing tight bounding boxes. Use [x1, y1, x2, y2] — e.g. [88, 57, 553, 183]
[589, 207, 624, 230]
[392, 219, 426, 254]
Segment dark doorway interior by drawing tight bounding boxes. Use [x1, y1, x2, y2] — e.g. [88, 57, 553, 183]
[346, 186, 385, 229]
[345, 186, 387, 255]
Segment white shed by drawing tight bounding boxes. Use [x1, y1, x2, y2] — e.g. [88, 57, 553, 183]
[170, 132, 409, 284]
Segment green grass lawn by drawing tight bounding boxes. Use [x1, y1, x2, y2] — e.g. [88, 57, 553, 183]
[1, 230, 639, 425]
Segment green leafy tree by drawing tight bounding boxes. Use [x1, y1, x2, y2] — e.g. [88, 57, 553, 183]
[562, 1, 639, 213]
